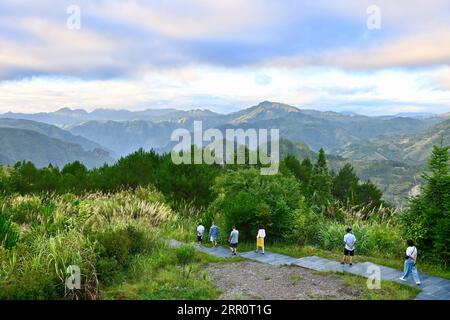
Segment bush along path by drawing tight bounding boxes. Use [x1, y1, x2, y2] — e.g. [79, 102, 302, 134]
[167, 240, 450, 300]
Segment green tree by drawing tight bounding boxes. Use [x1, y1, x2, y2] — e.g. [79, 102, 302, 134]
[284, 154, 302, 179]
[333, 163, 360, 203]
[309, 149, 332, 208]
[208, 168, 302, 241]
[357, 180, 385, 214]
[401, 142, 450, 263]
[10, 161, 39, 193]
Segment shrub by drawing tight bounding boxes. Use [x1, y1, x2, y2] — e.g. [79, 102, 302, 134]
[0, 230, 98, 300]
[0, 268, 62, 300]
[7, 195, 42, 224]
[0, 214, 20, 249]
[94, 225, 147, 283]
[127, 225, 147, 255]
[175, 245, 196, 266]
[314, 220, 404, 257]
[175, 245, 196, 280]
[292, 199, 320, 245]
[0, 190, 171, 299]
[209, 168, 302, 242]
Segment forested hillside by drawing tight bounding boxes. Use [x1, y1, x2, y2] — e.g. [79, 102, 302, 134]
[0, 128, 114, 168]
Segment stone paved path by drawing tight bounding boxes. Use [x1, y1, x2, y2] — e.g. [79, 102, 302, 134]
[167, 240, 450, 300]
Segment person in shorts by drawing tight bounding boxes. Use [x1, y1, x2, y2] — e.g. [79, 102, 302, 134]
[341, 227, 356, 266]
[229, 225, 239, 256]
[209, 222, 219, 248]
[197, 223, 205, 245]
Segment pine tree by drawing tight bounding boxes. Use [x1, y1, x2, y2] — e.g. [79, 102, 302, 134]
[284, 154, 302, 180]
[333, 163, 359, 203]
[299, 157, 313, 188]
[403, 142, 450, 263]
[310, 149, 332, 207]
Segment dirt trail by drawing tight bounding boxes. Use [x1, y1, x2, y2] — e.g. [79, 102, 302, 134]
[207, 261, 361, 300]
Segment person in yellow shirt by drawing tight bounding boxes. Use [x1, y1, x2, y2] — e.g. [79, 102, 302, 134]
[255, 225, 266, 254]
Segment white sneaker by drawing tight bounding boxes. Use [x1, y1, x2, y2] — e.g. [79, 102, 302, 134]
[399, 277, 407, 281]
[416, 282, 421, 285]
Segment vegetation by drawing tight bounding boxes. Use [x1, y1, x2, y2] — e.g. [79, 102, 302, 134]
[0, 139, 448, 299]
[339, 273, 420, 300]
[0, 188, 174, 299]
[400, 142, 450, 264]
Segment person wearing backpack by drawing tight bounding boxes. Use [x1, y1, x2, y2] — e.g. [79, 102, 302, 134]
[399, 239, 421, 285]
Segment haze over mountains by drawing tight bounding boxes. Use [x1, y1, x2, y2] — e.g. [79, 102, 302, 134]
[1, 107, 221, 127]
[3, 101, 446, 157]
[1, 101, 448, 206]
[0, 127, 113, 168]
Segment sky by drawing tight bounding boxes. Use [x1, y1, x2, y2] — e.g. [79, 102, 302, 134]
[0, 0, 450, 115]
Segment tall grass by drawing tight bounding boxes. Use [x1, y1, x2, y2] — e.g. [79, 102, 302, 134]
[0, 187, 174, 299]
[314, 220, 404, 258]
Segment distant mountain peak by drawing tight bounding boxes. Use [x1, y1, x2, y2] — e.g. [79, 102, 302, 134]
[257, 101, 299, 111]
[187, 108, 217, 115]
[56, 107, 72, 112]
[339, 111, 360, 116]
[229, 101, 300, 124]
[54, 107, 88, 115]
[394, 112, 435, 118]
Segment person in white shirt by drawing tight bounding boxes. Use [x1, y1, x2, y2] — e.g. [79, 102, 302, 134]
[399, 239, 421, 285]
[197, 223, 205, 245]
[255, 225, 266, 254]
[229, 226, 239, 256]
[341, 227, 356, 266]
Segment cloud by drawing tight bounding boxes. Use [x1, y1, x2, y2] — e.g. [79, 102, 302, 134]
[430, 67, 450, 91]
[268, 26, 450, 70]
[1, 0, 450, 80]
[0, 1, 450, 115]
[97, 0, 278, 40]
[254, 74, 272, 86]
[1, 67, 450, 115]
[0, 17, 121, 79]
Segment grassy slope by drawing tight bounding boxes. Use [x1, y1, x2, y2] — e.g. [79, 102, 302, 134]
[101, 247, 243, 300]
[340, 273, 420, 300]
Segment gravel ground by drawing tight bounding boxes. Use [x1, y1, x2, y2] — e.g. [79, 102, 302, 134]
[207, 261, 362, 300]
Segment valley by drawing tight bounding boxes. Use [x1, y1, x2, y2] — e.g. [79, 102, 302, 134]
[1, 101, 448, 207]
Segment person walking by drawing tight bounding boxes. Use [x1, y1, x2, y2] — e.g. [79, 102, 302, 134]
[229, 225, 239, 256]
[209, 222, 219, 248]
[399, 240, 421, 285]
[197, 223, 205, 246]
[341, 227, 356, 266]
[255, 225, 266, 254]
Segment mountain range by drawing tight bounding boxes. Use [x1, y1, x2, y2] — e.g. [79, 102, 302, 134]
[0, 127, 113, 168]
[1, 101, 449, 207]
[336, 119, 450, 164]
[1, 107, 221, 126]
